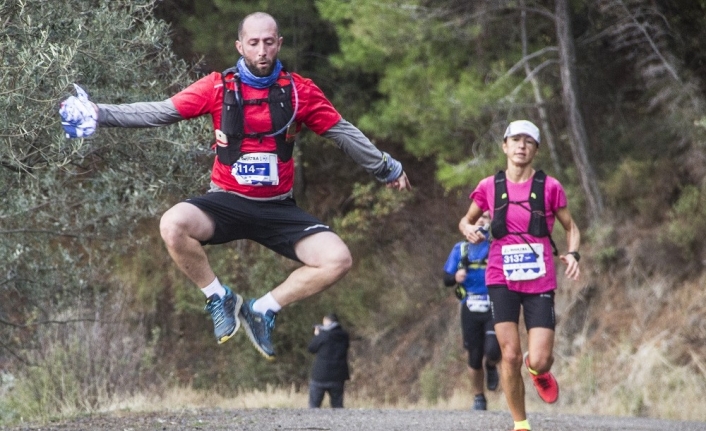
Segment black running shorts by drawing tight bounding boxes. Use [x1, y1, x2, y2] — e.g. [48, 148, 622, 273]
[487, 285, 556, 330]
[185, 191, 333, 262]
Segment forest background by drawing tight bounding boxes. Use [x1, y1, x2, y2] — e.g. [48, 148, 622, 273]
[1, 0, 706, 425]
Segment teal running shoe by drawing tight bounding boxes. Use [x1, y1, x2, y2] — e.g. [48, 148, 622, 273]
[204, 286, 242, 344]
[239, 299, 277, 360]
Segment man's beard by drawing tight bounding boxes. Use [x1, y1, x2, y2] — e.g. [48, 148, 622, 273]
[245, 59, 275, 77]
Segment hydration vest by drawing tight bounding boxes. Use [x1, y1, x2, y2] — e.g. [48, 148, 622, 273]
[217, 67, 296, 166]
[490, 170, 558, 255]
[458, 242, 488, 270]
[454, 241, 488, 300]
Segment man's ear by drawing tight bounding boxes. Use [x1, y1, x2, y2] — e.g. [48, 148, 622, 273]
[235, 40, 244, 56]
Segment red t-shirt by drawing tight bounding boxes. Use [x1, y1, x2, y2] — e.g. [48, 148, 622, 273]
[170, 71, 341, 198]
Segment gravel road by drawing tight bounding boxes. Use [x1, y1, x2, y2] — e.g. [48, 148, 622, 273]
[2, 408, 704, 431]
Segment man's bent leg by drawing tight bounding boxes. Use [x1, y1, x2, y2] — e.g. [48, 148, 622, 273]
[495, 321, 526, 422]
[160, 202, 217, 288]
[160, 203, 241, 344]
[240, 232, 352, 359]
[272, 231, 352, 306]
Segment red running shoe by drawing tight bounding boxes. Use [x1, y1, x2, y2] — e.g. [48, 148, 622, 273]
[524, 352, 559, 403]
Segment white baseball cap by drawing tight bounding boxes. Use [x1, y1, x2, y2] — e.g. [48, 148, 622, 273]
[503, 120, 540, 144]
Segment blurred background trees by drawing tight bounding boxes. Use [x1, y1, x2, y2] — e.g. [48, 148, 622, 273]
[1, 0, 706, 422]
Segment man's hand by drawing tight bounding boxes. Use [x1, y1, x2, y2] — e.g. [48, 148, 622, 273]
[59, 84, 97, 139]
[386, 171, 412, 191]
[455, 268, 467, 283]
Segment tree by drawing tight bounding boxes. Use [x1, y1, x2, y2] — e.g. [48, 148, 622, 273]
[554, 0, 604, 221]
[317, 0, 608, 221]
[0, 0, 207, 405]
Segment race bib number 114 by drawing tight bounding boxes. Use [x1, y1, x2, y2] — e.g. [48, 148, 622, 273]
[232, 152, 279, 186]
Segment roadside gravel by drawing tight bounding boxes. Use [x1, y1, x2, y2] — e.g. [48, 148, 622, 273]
[2, 408, 704, 431]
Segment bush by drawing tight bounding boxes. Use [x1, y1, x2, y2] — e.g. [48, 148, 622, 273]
[2, 293, 159, 424]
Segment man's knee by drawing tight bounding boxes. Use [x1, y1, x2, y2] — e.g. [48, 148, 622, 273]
[297, 232, 353, 275]
[159, 210, 178, 242]
[330, 247, 353, 276]
[159, 207, 193, 248]
[159, 203, 213, 247]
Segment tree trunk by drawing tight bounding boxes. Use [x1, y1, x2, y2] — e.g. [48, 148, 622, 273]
[555, 0, 604, 222]
[520, 0, 562, 175]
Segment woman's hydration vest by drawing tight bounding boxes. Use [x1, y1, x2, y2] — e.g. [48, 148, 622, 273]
[217, 67, 296, 166]
[490, 170, 558, 255]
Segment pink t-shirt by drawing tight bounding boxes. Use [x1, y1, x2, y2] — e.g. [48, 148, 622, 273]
[470, 172, 567, 293]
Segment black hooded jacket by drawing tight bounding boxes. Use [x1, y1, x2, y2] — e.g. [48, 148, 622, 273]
[308, 323, 350, 382]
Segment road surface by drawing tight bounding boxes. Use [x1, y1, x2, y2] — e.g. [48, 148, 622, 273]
[2, 408, 704, 430]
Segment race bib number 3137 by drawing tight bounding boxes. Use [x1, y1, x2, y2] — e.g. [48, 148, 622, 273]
[501, 243, 546, 281]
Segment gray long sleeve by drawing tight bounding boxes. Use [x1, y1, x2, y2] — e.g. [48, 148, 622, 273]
[97, 100, 183, 128]
[322, 119, 386, 176]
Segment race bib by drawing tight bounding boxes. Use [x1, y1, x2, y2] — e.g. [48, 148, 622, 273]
[232, 152, 279, 186]
[466, 294, 490, 313]
[501, 243, 546, 281]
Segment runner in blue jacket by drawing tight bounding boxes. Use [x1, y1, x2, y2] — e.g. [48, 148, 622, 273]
[443, 211, 500, 410]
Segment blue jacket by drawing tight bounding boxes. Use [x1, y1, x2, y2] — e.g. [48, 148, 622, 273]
[443, 240, 490, 298]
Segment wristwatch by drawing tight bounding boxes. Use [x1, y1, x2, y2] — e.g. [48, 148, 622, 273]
[567, 251, 581, 262]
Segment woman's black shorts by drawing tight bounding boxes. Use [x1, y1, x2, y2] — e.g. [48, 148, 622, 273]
[487, 285, 556, 330]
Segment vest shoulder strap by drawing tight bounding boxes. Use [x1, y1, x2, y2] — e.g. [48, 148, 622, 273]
[528, 170, 549, 237]
[459, 242, 470, 269]
[489, 169, 554, 243]
[490, 171, 509, 239]
[217, 70, 296, 165]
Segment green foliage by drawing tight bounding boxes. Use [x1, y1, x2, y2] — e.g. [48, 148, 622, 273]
[589, 223, 621, 270]
[602, 158, 679, 223]
[0, 0, 209, 413]
[332, 182, 412, 245]
[661, 184, 706, 260]
[0, 0, 206, 293]
[316, 0, 559, 193]
[436, 152, 505, 193]
[177, 0, 340, 75]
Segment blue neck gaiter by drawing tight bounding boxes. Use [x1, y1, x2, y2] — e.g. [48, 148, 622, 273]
[236, 57, 283, 89]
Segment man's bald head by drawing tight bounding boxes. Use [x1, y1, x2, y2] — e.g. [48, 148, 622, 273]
[238, 12, 280, 41]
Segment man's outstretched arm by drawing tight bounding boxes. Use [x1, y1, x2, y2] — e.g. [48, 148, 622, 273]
[322, 119, 411, 190]
[97, 100, 183, 128]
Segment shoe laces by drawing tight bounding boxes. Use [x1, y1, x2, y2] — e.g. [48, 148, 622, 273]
[206, 296, 227, 326]
[263, 312, 276, 333]
[534, 373, 553, 390]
